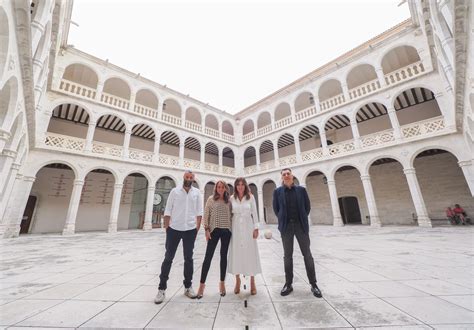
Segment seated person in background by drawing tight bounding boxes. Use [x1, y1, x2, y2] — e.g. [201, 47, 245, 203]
[453, 204, 468, 225]
[445, 207, 457, 225]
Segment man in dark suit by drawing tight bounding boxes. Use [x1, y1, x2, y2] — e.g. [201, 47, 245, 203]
[272, 168, 322, 298]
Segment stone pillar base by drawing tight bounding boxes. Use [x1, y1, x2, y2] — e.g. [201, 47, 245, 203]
[3, 225, 20, 238]
[417, 217, 433, 228]
[143, 223, 152, 231]
[107, 223, 117, 233]
[370, 222, 382, 228]
[333, 217, 344, 227]
[62, 224, 75, 235]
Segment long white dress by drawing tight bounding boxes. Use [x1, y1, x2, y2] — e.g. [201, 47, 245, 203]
[228, 194, 262, 275]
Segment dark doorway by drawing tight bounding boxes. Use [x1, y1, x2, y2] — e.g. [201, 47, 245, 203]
[20, 196, 37, 234]
[338, 196, 362, 224]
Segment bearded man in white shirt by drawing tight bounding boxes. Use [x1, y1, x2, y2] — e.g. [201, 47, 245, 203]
[155, 170, 203, 304]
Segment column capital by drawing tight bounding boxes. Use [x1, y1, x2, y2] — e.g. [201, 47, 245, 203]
[73, 179, 85, 186]
[125, 128, 132, 135]
[458, 160, 472, 167]
[114, 183, 124, 189]
[403, 167, 416, 175]
[360, 175, 371, 181]
[0, 129, 11, 141]
[11, 163, 21, 171]
[387, 106, 396, 113]
[326, 179, 336, 185]
[2, 149, 17, 158]
[147, 186, 156, 192]
[23, 176, 36, 183]
[88, 120, 97, 126]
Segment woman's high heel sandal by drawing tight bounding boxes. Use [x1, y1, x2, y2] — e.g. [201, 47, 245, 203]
[250, 277, 257, 295]
[197, 283, 205, 299]
[219, 281, 226, 297]
[234, 276, 241, 294]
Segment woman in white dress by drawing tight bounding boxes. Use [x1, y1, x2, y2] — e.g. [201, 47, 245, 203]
[228, 177, 262, 295]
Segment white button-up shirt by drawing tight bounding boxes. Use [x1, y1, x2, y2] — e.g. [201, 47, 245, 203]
[164, 186, 203, 231]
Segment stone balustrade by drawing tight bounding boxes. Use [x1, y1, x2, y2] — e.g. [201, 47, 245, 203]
[100, 92, 130, 110]
[349, 79, 381, 101]
[59, 79, 96, 100]
[257, 124, 272, 137]
[384, 61, 425, 86]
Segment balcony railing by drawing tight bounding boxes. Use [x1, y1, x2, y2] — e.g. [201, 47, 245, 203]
[349, 79, 381, 101]
[222, 166, 236, 175]
[401, 115, 445, 139]
[257, 124, 272, 137]
[244, 164, 258, 175]
[158, 154, 180, 167]
[185, 120, 202, 133]
[259, 160, 275, 171]
[205, 162, 220, 172]
[301, 148, 324, 162]
[278, 155, 297, 167]
[100, 92, 130, 110]
[319, 93, 345, 112]
[328, 140, 356, 156]
[59, 79, 96, 100]
[134, 104, 158, 119]
[129, 148, 154, 162]
[161, 113, 182, 127]
[242, 131, 255, 143]
[183, 158, 201, 170]
[295, 106, 317, 122]
[205, 127, 220, 138]
[384, 61, 425, 86]
[274, 116, 293, 129]
[222, 132, 235, 143]
[92, 141, 123, 157]
[44, 132, 85, 151]
[360, 129, 395, 148]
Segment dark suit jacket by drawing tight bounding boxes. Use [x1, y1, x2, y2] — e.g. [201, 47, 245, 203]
[272, 185, 311, 233]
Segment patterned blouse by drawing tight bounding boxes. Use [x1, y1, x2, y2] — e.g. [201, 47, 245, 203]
[203, 197, 232, 233]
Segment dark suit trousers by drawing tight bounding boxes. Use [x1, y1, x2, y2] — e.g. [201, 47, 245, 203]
[281, 221, 317, 286]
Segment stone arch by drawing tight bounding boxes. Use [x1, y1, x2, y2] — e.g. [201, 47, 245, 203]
[135, 89, 159, 109]
[103, 76, 131, 99]
[222, 120, 234, 136]
[0, 76, 18, 131]
[0, 7, 9, 79]
[294, 91, 315, 112]
[393, 87, 442, 126]
[318, 78, 343, 102]
[381, 45, 421, 74]
[63, 63, 99, 89]
[242, 119, 255, 136]
[274, 102, 291, 121]
[257, 111, 271, 129]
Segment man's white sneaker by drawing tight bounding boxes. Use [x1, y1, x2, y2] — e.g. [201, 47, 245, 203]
[154, 289, 165, 304]
[184, 287, 197, 299]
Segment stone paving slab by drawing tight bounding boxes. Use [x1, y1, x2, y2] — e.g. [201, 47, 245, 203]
[0, 225, 473, 329]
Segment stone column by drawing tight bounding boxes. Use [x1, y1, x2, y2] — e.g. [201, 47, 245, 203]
[351, 122, 361, 148]
[319, 129, 329, 156]
[218, 148, 223, 172]
[458, 160, 474, 196]
[129, 91, 136, 111]
[84, 121, 96, 152]
[375, 67, 387, 87]
[387, 106, 402, 139]
[122, 129, 131, 158]
[273, 146, 279, 168]
[313, 95, 321, 113]
[295, 139, 302, 162]
[327, 179, 343, 226]
[200, 146, 205, 169]
[95, 80, 105, 102]
[108, 183, 123, 233]
[341, 82, 350, 102]
[257, 190, 265, 224]
[2, 176, 36, 238]
[179, 139, 185, 166]
[0, 149, 17, 189]
[0, 163, 21, 219]
[360, 175, 382, 227]
[403, 168, 432, 227]
[62, 179, 85, 235]
[0, 130, 11, 153]
[153, 136, 161, 162]
[255, 150, 261, 171]
[143, 186, 155, 231]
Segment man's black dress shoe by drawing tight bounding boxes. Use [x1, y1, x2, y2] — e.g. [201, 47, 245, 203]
[280, 284, 293, 296]
[311, 284, 322, 298]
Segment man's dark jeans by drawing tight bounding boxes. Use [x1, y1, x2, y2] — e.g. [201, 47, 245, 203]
[159, 227, 197, 290]
[281, 221, 317, 286]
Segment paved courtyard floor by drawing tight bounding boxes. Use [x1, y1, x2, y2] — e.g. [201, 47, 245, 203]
[0, 225, 473, 329]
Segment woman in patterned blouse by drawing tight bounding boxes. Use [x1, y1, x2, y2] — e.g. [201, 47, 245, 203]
[197, 180, 232, 298]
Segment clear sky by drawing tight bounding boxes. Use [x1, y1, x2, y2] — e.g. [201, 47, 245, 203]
[68, 0, 410, 114]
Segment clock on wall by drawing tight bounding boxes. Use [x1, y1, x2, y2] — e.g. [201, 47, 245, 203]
[153, 193, 162, 205]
